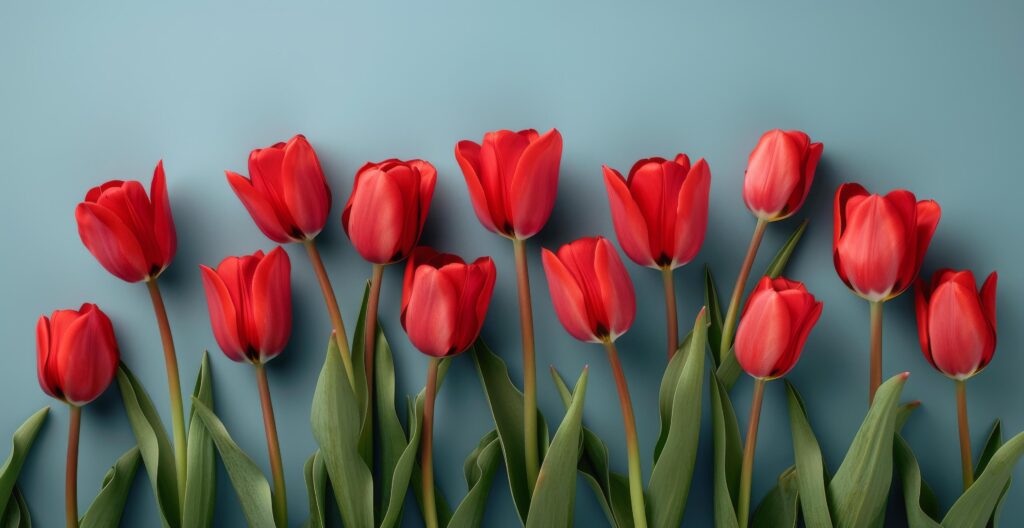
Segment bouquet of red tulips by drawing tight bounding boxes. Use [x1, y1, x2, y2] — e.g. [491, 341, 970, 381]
[3, 127, 1019, 528]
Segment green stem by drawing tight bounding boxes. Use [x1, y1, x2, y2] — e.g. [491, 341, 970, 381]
[737, 378, 767, 528]
[719, 219, 768, 385]
[661, 267, 679, 360]
[956, 379, 974, 490]
[513, 237, 540, 492]
[145, 278, 187, 508]
[869, 300, 883, 404]
[364, 263, 385, 476]
[421, 358, 440, 528]
[604, 340, 647, 528]
[256, 363, 287, 527]
[66, 405, 81, 528]
[303, 239, 356, 388]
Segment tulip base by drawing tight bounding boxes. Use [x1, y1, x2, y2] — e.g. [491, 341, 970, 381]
[66, 405, 81, 528]
[604, 340, 647, 528]
[738, 378, 766, 528]
[956, 379, 974, 490]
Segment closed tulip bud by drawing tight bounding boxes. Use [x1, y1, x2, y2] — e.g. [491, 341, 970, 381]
[401, 247, 496, 357]
[455, 128, 562, 239]
[603, 154, 711, 269]
[200, 247, 292, 364]
[915, 269, 997, 379]
[743, 129, 823, 221]
[342, 159, 436, 264]
[75, 161, 177, 283]
[541, 236, 636, 343]
[834, 183, 941, 302]
[226, 135, 332, 243]
[36, 303, 120, 405]
[734, 277, 822, 380]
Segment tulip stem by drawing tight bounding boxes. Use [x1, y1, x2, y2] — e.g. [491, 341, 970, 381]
[661, 267, 679, 360]
[364, 263, 385, 477]
[719, 219, 768, 388]
[421, 357, 440, 528]
[65, 405, 81, 528]
[869, 300, 883, 404]
[738, 378, 767, 528]
[145, 278, 187, 508]
[303, 239, 356, 388]
[255, 363, 287, 527]
[955, 379, 974, 490]
[603, 340, 648, 528]
[513, 237, 540, 492]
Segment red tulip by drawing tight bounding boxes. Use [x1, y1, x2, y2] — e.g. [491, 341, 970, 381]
[743, 129, 823, 221]
[36, 303, 120, 405]
[199, 247, 292, 363]
[226, 135, 332, 243]
[342, 159, 437, 264]
[75, 161, 177, 283]
[401, 247, 496, 357]
[541, 236, 636, 343]
[734, 277, 822, 379]
[455, 128, 563, 239]
[915, 269, 997, 379]
[834, 183, 941, 301]
[603, 154, 711, 269]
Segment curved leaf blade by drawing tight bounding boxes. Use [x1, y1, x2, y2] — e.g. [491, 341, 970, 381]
[751, 466, 799, 528]
[0, 407, 48, 520]
[302, 451, 327, 528]
[783, 380, 833, 527]
[763, 219, 808, 279]
[711, 373, 742, 528]
[183, 352, 216, 528]
[80, 447, 142, 528]
[893, 435, 941, 528]
[448, 431, 502, 528]
[942, 429, 1024, 527]
[1, 487, 30, 528]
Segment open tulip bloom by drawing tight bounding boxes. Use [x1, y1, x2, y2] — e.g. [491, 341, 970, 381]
[455, 127, 562, 490]
[718, 130, 822, 388]
[833, 182, 940, 402]
[916, 268, 998, 490]
[603, 154, 711, 359]
[36, 303, 120, 528]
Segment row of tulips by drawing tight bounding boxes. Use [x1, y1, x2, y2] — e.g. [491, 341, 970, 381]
[10, 127, 1018, 528]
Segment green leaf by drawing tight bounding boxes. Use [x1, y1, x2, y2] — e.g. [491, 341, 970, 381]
[1, 487, 30, 528]
[190, 398, 275, 528]
[471, 339, 549, 523]
[783, 380, 833, 528]
[302, 451, 327, 528]
[311, 335, 374, 528]
[80, 447, 142, 528]
[974, 420, 1009, 528]
[410, 366, 454, 527]
[448, 430, 503, 528]
[374, 320, 411, 527]
[827, 373, 908, 528]
[653, 330, 692, 462]
[116, 363, 181, 528]
[751, 466, 799, 528]
[893, 435, 941, 528]
[349, 283, 373, 468]
[763, 219, 809, 279]
[526, 367, 589, 528]
[710, 373, 742, 528]
[942, 429, 1024, 527]
[0, 407, 48, 521]
[183, 353, 216, 528]
[705, 267, 724, 360]
[648, 309, 707, 527]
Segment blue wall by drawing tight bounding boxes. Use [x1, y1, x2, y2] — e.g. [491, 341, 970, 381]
[2, 1, 1022, 525]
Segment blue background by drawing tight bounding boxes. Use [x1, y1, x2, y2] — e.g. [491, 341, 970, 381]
[2, 1, 1022, 526]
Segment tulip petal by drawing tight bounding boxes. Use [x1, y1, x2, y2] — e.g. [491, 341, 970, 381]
[403, 266, 458, 357]
[75, 202, 150, 282]
[734, 290, 793, 379]
[455, 140, 502, 235]
[981, 271, 998, 329]
[480, 131, 528, 235]
[594, 238, 636, 340]
[35, 316, 59, 399]
[671, 158, 711, 267]
[626, 160, 673, 260]
[200, 265, 247, 362]
[603, 166, 655, 267]
[928, 280, 990, 378]
[510, 128, 562, 239]
[910, 199, 941, 288]
[57, 308, 118, 405]
[344, 167, 406, 264]
[914, 279, 936, 368]
[470, 257, 497, 345]
[226, 171, 296, 243]
[779, 299, 822, 378]
[411, 160, 437, 236]
[252, 247, 292, 362]
[744, 130, 803, 219]
[281, 135, 331, 237]
[542, 248, 598, 342]
[150, 160, 177, 270]
[785, 141, 823, 217]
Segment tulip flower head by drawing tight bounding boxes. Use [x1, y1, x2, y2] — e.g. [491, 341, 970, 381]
[743, 129, 823, 221]
[455, 128, 563, 240]
[226, 135, 332, 243]
[834, 183, 941, 302]
[200, 247, 292, 364]
[541, 236, 636, 343]
[342, 159, 437, 264]
[603, 154, 711, 269]
[915, 269, 997, 380]
[75, 161, 177, 283]
[734, 277, 822, 380]
[36, 303, 120, 406]
[401, 247, 497, 358]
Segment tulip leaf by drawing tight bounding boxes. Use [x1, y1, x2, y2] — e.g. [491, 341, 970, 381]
[827, 373, 908, 528]
[311, 335, 374, 528]
[893, 435, 941, 528]
[302, 451, 327, 528]
[448, 430, 502, 528]
[410, 367, 454, 527]
[705, 266, 725, 362]
[783, 380, 833, 527]
[374, 320, 414, 528]
[183, 353, 216, 528]
[526, 367, 589, 528]
[0, 406, 48, 521]
[751, 465, 799, 528]
[80, 446, 142, 528]
[550, 367, 634, 528]
[648, 309, 707, 527]
[116, 363, 181, 528]
[471, 339, 550, 523]
[942, 429, 1024, 527]
[763, 219, 809, 279]
[710, 372, 742, 528]
[1, 487, 30, 528]
[349, 283, 373, 468]
[653, 330, 693, 462]
[974, 420, 1009, 527]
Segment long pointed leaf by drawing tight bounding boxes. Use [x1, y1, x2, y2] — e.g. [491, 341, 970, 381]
[711, 373, 742, 528]
[705, 267, 724, 360]
[942, 429, 1024, 527]
[183, 353, 216, 527]
[751, 466, 799, 528]
[783, 380, 833, 527]
[448, 431, 502, 528]
[893, 435, 941, 528]
[1, 487, 30, 528]
[0, 407, 48, 521]
[350, 283, 373, 467]
[375, 320, 411, 527]
[302, 451, 327, 528]
[80, 447, 142, 528]
[974, 420, 1008, 528]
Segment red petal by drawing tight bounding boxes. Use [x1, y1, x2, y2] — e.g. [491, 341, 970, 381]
[35, 315, 59, 399]
[75, 202, 149, 282]
[252, 247, 292, 362]
[908, 199, 941, 292]
[594, 238, 635, 340]
[200, 265, 247, 362]
[603, 165, 655, 267]
[914, 279, 935, 369]
[403, 266, 458, 357]
[510, 129, 562, 239]
[743, 130, 803, 219]
[281, 135, 331, 238]
[734, 289, 793, 379]
[481, 131, 529, 235]
[226, 171, 296, 243]
[455, 140, 501, 235]
[57, 307, 119, 405]
[344, 166, 406, 264]
[671, 158, 711, 267]
[542, 247, 598, 342]
[980, 271, 998, 330]
[150, 160, 177, 271]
